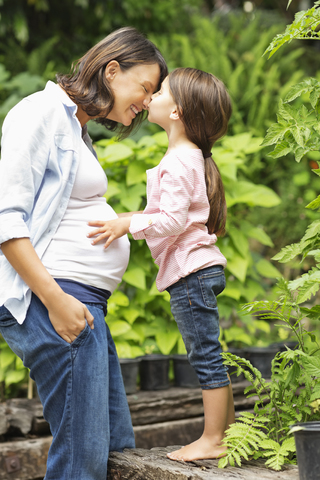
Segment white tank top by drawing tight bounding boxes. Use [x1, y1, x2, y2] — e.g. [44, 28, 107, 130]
[42, 137, 130, 293]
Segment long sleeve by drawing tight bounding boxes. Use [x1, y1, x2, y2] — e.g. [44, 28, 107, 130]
[129, 154, 194, 240]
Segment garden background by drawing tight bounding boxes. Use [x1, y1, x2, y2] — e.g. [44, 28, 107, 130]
[1, 0, 319, 399]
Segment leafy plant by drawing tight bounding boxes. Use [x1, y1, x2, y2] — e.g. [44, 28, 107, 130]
[219, 1, 320, 470]
[152, 12, 308, 138]
[220, 280, 320, 470]
[265, 1, 320, 58]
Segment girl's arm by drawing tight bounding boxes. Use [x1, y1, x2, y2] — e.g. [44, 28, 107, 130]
[117, 211, 143, 218]
[1, 238, 94, 343]
[88, 155, 193, 247]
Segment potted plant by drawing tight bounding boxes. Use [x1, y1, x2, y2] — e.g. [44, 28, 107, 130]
[290, 421, 320, 480]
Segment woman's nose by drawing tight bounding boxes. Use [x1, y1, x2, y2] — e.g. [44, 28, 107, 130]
[142, 96, 152, 110]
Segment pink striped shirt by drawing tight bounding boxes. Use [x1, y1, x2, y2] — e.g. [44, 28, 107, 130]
[129, 148, 227, 291]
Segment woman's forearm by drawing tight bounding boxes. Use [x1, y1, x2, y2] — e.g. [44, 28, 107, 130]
[1, 237, 64, 308]
[1, 237, 94, 342]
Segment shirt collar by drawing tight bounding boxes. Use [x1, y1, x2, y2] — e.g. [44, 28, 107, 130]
[44, 80, 78, 115]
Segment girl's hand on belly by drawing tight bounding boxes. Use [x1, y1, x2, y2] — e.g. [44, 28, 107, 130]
[87, 217, 131, 249]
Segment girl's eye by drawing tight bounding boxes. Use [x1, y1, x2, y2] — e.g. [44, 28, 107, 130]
[143, 86, 148, 93]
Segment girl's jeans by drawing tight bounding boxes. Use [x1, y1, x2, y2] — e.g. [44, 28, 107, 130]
[167, 265, 230, 390]
[0, 295, 135, 480]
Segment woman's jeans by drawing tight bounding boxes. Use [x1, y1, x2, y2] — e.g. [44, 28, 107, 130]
[167, 265, 230, 390]
[0, 295, 135, 480]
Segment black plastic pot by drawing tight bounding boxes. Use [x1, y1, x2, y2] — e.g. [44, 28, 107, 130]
[270, 341, 299, 368]
[119, 358, 141, 395]
[172, 355, 200, 388]
[290, 421, 320, 480]
[244, 346, 279, 378]
[139, 354, 170, 391]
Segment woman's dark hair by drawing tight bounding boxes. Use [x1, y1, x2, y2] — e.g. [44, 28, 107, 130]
[168, 68, 232, 236]
[56, 27, 168, 138]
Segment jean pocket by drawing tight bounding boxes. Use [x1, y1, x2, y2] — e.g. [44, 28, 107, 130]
[0, 305, 18, 327]
[71, 321, 91, 348]
[198, 270, 226, 308]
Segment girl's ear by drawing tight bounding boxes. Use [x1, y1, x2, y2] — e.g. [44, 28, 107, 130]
[105, 60, 120, 82]
[169, 107, 180, 121]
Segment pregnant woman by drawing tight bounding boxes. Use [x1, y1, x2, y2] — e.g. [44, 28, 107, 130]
[0, 27, 167, 480]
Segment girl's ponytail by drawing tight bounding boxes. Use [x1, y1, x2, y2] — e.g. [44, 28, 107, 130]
[204, 155, 226, 236]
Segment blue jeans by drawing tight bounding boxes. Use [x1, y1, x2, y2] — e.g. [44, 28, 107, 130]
[167, 265, 229, 390]
[0, 295, 135, 480]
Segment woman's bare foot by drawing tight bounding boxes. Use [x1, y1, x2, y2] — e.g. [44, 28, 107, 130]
[166, 435, 227, 462]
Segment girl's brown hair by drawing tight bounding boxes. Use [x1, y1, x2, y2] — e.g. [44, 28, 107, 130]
[56, 27, 168, 138]
[168, 68, 232, 236]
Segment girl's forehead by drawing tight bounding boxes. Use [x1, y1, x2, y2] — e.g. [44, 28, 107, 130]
[161, 76, 169, 88]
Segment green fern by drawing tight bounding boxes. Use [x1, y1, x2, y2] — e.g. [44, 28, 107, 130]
[221, 281, 320, 470]
[218, 412, 269, 468]
[260, 437, 296, 471]
[220, 3, 320, 471]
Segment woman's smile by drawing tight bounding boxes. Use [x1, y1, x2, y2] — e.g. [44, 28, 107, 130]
[106, 63, 160, 126]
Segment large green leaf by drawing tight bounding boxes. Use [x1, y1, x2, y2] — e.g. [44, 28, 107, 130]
[126, 162, 147, 186]
[109, 320, 131, 337]
[247, 226, 274, 247]
[123, 267, 146, 290]
[228, 227, 249, 258]
[227, 181, 281, 208]
[99, 143, 133, 164]
[226, 253, 248, 283]
[0, 348, 16, 369]
[255, 259, 281, 279]
[156, 324, 180, 355]
[120, 183, 146, 211]
[5, 369, 27, 386]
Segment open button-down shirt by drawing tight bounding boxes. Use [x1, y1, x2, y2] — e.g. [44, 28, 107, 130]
[0, 82, 89, 323]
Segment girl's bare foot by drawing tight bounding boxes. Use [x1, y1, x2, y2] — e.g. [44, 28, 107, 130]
[166, 435, 226, 462]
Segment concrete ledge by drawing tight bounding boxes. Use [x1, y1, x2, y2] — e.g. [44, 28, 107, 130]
[107, 447, 299, 480]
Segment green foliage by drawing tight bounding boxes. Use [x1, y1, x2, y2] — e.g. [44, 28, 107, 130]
[220, 5, 320, 469]
[218, 412, 269, 468]
[93, 130, 281, 358]
[265, 1, 320, 58]
[0, 339, 29, 400]
[0, 0, 203, 77]
[220, 280, 320, 470]
[152, 12, 307, 137]
[261, 78, 320, 162]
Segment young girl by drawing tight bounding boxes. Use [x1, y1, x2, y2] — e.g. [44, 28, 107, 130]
[88, 67, 235, 462]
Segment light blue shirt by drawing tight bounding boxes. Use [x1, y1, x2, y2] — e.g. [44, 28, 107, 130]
[0, 81, 93, 323]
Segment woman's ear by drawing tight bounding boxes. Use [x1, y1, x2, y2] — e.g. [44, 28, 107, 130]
[105, 60, 120, 82]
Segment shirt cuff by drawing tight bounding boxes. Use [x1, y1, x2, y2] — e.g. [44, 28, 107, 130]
[129, 213, 154, 240]
[0, 213, 30, 245]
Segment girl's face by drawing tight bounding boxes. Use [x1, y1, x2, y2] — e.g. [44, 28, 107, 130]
[106, 62, 160, 126]
[147, 76, 177, 130]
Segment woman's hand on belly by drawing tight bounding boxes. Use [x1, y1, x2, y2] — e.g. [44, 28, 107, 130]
[46, 292, 95, 343]
[87, 217, 131, 249]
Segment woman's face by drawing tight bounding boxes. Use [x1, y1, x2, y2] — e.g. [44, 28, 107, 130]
[106, 62, 161, 126]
